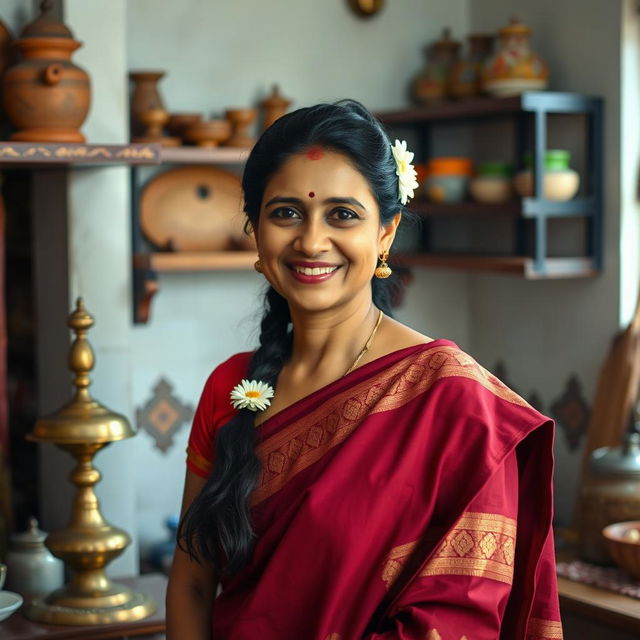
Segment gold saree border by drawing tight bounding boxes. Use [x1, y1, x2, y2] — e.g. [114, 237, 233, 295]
[382, 511, 517, 589]
[527, 617, 564, 639]
[186, 445, 212, 476]
[426, 630, 469, 640]
[251, 346, 530, 506]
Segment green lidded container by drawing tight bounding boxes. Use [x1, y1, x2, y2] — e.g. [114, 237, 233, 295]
[476, 162, 513, 178]
[524, 149, 571, 171]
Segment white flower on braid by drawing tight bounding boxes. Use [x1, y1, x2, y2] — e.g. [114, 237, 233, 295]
[391, 139, 419, 205]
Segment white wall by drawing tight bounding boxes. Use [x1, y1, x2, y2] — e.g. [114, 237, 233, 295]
[468, 0, 626, 525]
[1, 0, 31, 34]
[126, 0, 472, 555]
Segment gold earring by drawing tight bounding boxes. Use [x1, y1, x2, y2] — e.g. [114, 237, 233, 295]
[254, 259, 263, 274]
[375, 251, 392, 279]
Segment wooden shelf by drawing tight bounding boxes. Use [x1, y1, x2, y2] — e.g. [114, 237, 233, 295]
[134, 251, 257, 271]
[159, 146, 250, 164]
[410, 200, 522, 217]
[0, 142, 161, 167]
[410, 198, 597, 218]
[132, 251, 258, 324]
[377, 91, 602, 124]
[0, 142, 253, 167]
[393, 253, 598, 279]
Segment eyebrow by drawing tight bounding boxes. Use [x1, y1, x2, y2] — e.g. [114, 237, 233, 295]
[264, 196, 367, 211]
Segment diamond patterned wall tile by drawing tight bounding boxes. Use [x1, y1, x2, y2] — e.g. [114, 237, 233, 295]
[136, 377, 194, 453]
[550, 374, 590, 452]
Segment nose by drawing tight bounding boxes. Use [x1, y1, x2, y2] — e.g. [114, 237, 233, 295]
[293, 217, 331, 256]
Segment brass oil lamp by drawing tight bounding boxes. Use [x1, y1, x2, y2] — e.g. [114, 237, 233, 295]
[26, 297, 155, 624]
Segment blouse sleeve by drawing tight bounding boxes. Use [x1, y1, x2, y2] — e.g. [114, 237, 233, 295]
[185, 351, 253, 478]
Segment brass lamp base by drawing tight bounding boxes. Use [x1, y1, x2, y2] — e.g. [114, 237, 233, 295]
[27, 584, 156, 625]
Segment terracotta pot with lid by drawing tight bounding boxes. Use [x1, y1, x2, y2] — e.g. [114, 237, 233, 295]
[578, 419, 640, 565]
[3, 0, 91, 142]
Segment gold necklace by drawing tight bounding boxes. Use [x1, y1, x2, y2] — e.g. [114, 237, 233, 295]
[344, 308, 384, 376]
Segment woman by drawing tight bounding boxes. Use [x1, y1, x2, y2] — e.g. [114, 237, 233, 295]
[166, 100, 563, 639]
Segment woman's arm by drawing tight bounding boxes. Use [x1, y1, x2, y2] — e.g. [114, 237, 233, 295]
[166, 469, 219, 640]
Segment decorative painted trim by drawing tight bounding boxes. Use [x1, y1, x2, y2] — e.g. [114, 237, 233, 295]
[0, 142, 159, 165]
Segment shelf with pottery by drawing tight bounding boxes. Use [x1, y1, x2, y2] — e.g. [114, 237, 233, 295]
[130, 147, 258, 324]
[392, 253, 597, 279]
[377, 89, 604, 279]
[411, 195, 599, 218]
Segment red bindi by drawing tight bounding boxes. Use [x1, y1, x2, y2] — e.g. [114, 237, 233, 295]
[305, 147, 324, 161]
[308, 191, 315, 198]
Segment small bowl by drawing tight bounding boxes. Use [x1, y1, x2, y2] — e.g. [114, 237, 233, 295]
[602, 521, 640, 579]
[0, 590, 23, 622]
[184, 119, 232, 147]
[168, 112, 203, 138]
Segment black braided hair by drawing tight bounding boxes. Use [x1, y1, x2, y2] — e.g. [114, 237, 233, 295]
[178, 99, 412, 577]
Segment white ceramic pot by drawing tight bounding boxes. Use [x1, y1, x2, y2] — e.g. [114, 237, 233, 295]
[5, 518, 64, 598]
[469, 177, 513, 204]
[513, 169, 580, 201]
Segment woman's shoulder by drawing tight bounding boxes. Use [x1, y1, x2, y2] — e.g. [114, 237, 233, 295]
[206, 351, 254, 397]
[403, 338, 547, 423]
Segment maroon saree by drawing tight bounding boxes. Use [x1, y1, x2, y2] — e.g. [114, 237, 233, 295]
[186, 339, 563, 639]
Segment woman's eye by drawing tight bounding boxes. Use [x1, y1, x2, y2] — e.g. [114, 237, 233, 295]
[270, 207, 301, 220]
[330, 208, 360, 222]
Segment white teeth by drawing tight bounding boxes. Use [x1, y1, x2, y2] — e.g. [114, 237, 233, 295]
[293, 265, 338, 276]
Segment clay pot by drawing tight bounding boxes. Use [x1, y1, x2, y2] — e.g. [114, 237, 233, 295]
[0, 18, 14, 125]
[483, 18, 548, 96]
[3, 1, 91, 143]
[579, 430, 640, 565]
[167, 112, 203, 140]
[412, 28, 461, 103]
[260, 85, 291, 131]
[129, 71, 167, 138]
[225, 108, 257, 148]
[513, 150, 580, 201]
[450, 34, 494, 99]
[133, 108, 181, 147]
[184, 119, 232, 147]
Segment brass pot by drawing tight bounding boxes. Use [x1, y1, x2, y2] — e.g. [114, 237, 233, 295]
[578, 430, 640, 564]
[2, 1, 91, 142]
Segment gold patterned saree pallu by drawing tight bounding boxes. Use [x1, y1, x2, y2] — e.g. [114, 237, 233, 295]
[201, 341, 562, 639]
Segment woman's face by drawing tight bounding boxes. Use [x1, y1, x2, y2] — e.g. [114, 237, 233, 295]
[255, 148, 400, 315]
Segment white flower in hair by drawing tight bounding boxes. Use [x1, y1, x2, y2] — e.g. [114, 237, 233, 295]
[230, 379, 275, 412]
[391, 139, 420, 205]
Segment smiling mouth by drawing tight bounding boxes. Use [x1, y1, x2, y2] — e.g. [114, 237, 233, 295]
[290, 265, 339, 276]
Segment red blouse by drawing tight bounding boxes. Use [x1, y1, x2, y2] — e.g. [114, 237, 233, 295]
[186, 351, 252, 478]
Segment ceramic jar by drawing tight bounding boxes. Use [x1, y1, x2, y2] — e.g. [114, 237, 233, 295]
[260, 85, 291, 131]
[578, 431, 640, 565]
[469, 162, 513, 204]
[412, 28, 461, 103]
[129, 71, 167, 139]
[450, 34, 494, 99]
[424, 157, 472, 203]
[5, 517, 64, 598]
[483, 18, 548, 97]
[514, 150, 580, 201]
[3, 1, 91, 142]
